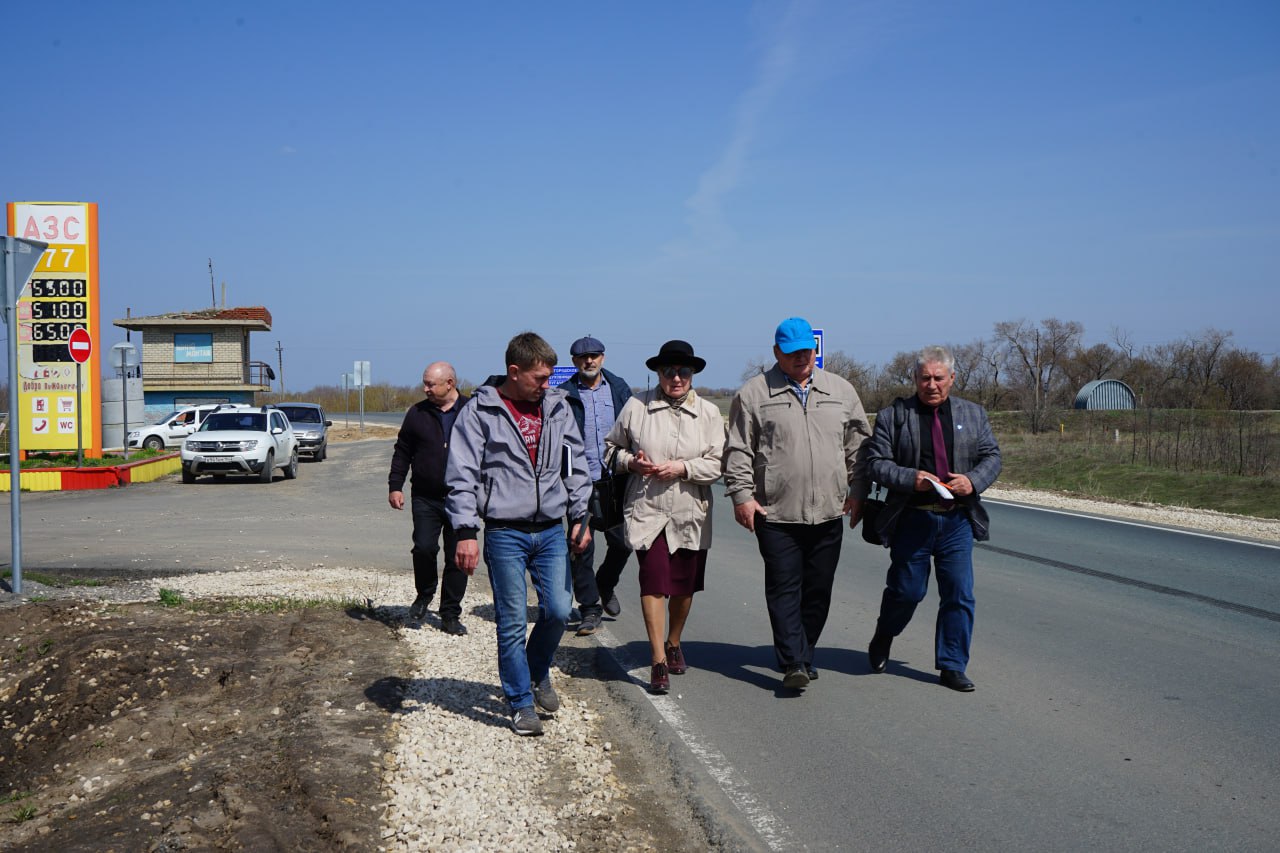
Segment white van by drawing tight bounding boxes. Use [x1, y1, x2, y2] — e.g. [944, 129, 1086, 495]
[127, 404, 223, 450]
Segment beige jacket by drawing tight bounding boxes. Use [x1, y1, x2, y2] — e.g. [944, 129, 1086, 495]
[722, 365, 871, 524]
[604, 390, 726, 552]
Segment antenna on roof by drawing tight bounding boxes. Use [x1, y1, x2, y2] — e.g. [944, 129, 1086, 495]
[208, 258, 215, 308]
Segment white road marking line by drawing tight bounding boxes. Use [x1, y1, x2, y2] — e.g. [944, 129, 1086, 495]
[985, 499, 1280, 550]
[594, 627, 796, 852]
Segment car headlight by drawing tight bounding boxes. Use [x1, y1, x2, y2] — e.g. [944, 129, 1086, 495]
[128, 430, 140, 440]
[238, 440, 259, 451]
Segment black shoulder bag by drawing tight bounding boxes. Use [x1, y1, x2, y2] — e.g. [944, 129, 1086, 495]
[588, 447, 628, 531]
[861, 397, 907, 546]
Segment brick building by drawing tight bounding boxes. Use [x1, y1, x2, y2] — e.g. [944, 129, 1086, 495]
[112, 306, 275, 419]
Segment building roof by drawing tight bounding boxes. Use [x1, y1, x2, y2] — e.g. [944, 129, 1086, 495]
[1073, 378, 1136, 410]
[113, 306, 272, 331]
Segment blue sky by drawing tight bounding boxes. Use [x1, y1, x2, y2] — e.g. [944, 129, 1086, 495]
[4, 1, 1277, 391]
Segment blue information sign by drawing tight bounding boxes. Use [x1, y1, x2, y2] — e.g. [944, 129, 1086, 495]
[550, 365, 577, 387]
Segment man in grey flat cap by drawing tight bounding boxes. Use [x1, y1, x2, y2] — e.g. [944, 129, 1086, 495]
[559, 335, 634, 636]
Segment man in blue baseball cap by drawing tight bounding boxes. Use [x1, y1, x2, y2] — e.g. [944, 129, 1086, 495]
[723, 317, 872, 691]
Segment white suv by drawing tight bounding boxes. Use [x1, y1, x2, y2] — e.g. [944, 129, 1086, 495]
[180, 406, 299, 484]
[128, 404, 222, 450]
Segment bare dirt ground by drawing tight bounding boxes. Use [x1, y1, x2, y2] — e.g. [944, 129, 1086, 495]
[1, 600, 401, 852]
[0, 595, 704, 852]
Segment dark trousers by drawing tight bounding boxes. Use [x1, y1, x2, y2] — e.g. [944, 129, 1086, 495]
[756, 517, 844, 670]
[411, 495, 468, 620]
[875, 508, 975, 671]
[569, 525, 631, 616]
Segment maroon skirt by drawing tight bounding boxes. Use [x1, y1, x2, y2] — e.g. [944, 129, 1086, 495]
[636, 531, 707, 597]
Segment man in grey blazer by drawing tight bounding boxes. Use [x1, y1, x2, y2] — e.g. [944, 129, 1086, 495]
[863, 345, 1001, 692]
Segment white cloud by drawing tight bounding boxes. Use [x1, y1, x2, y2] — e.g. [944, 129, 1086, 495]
[669, 3, 806, 256]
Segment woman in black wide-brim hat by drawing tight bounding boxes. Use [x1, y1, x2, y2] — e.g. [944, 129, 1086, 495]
[604, 340, 725, 694]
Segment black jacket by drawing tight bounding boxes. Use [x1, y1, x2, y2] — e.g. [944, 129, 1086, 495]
[387, 394, 470, 498]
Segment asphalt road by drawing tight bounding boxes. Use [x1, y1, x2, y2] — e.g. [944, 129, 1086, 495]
[600, 497, 1280, 852]
[7, 437, 1279, 851]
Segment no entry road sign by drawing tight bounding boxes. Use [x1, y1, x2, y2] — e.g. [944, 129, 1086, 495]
[68, 327, 92, 364]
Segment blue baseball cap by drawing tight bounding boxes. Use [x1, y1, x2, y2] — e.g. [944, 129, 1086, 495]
[774, 317, 815, 353]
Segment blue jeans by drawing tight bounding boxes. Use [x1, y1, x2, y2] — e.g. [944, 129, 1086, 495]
[483, 525, 572, 711]
[876, 509, 975, 672]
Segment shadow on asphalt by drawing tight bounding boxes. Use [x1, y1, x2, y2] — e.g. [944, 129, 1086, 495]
[602, 638, 942, 693]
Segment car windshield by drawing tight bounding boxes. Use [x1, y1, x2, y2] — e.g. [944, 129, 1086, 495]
[278, 407, 322, 423]
[201, 413, 266, 432]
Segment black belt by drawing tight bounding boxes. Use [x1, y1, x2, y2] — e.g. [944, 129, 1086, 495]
[912, 504, 958, 514]
[484, 518, 562, 533]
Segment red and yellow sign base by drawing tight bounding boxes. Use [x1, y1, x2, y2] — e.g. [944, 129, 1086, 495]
[0, 453, 181, 491]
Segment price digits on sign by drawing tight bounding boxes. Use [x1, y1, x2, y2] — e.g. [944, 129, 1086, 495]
[30, 278, 88, 298]
[28, 322, 87, 342]
[30, 301, 87, 320]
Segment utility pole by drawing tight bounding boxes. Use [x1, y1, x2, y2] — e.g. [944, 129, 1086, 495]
[275, 340, 285, 395]
[208, 258, 215, 307]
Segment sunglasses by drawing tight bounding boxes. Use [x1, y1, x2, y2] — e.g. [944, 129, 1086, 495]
[659, 366, 694, 380]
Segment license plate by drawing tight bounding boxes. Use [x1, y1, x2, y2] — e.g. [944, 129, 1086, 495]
[204, 455, 233, 461]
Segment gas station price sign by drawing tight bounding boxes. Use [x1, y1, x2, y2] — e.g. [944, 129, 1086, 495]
[6, 201, 102, 456]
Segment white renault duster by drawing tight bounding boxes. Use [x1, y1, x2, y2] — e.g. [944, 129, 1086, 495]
[180, 406, 299, 483]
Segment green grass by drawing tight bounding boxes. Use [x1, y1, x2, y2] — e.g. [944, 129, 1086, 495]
[13, 448, 170, 469]
[196, 596, 361, 614]
[8, 804, 36, 824]
[151, 592, 359, 614]
[1, 570, 104, 588]
[996, 430, 1280, 518]
[157, 588, 185, 607]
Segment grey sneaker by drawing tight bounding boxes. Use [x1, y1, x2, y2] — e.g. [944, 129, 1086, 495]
[511, 706, 543, 736]
[576, 610, 603, 636]
[533, 674, 560, 713]
[602, 592, 622, 617]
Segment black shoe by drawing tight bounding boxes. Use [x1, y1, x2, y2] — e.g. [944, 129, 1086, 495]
[806, 665, 819, 681]
[440, 617, 467, 636]
[868, 634, 892, 673]
[940, 669, 975, 692]
[782, 663, 810, 690]
[576, 610, 603, 636]
[602, 592, 622, 617]
[408, 594, 432, 621]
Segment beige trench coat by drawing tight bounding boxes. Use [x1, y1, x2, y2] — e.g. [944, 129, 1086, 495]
[604, 390, 725, 552]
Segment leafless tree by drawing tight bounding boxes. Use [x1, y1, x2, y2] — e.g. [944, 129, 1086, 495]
[740, 357, 770, 382]
[951, 338, 1004, 410]
[993, 317, 1084, 432]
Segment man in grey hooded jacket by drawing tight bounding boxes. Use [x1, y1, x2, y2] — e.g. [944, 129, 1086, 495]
[447, 332, 593, 736]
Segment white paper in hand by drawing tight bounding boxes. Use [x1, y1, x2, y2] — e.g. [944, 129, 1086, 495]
[930, 479, 955, 500]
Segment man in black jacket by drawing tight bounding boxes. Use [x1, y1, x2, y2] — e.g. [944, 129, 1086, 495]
[559, 335, 634, 635]
[388, 361, 470, 635]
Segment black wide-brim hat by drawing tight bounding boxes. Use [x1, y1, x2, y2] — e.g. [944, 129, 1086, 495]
[645, 339, 706, 373]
